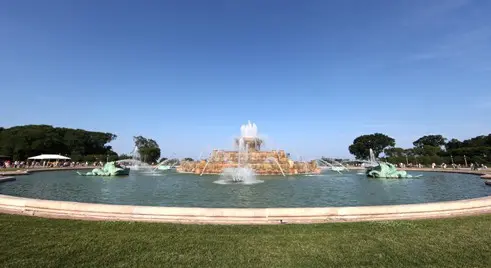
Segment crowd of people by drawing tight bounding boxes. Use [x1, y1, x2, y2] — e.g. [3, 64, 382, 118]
[1, 159, 489, 171]
[402, 162, 488, 170]
[350, 161, 488, 170]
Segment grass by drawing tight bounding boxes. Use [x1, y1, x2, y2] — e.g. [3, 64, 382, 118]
[0, 214, 490, 267]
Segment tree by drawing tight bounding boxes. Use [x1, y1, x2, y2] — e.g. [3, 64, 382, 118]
[461, 135, 491, 147]
[183, 157, 194, 161]
[413, 145, 442, 156]
[404, 148, 415, 156]
[445, 138, 462, 151]
[348, 133, 395, 159]
[133, 136, 161, 164]
[118, 154, 132, 160]
[413, 135, 447, 148]
[360, 133, 491, 166]
[0, 125, 117, 160]
[384, 147, 405, 158]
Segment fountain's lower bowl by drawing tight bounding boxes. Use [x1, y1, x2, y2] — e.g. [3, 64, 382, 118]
[177, 161, 321, 175]
[177, 150, 320, 176]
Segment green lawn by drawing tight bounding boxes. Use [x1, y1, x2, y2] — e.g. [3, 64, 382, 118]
[1, 214, 490, 267]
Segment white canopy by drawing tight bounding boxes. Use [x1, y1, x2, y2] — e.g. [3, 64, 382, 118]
[28, 154, 71, 160]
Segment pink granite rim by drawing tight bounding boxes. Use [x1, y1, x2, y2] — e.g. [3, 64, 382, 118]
[0, 194, 490, 224]
[0, 168, 490, 224]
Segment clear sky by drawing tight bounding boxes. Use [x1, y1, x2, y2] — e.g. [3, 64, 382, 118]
[1, 0, 490, 159]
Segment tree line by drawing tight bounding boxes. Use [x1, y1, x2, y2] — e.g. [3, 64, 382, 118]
[0, 125, 118, 162]
[0, 125, 166, 164]
[349, 133, 491, 165]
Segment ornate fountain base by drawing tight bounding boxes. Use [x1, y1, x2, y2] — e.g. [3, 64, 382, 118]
[176, 150, 321, 175]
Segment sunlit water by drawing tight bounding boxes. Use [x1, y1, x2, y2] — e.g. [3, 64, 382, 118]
[0, 170, 489, 208]
[214, 167, 264, 185]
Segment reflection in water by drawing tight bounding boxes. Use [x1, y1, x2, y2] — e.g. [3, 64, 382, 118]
[0, 170, 489, 208]
[214, 167, 264, 185]
[213, 179, 264, 185]
[233, 185, 256, 208]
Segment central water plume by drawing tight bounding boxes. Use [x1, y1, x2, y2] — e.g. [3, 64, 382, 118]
[216, 122, 260, 183]
[215, 145, 262, 184]
[240, 120, 258, 138]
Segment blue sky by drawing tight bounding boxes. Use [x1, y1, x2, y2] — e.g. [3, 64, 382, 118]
[1, 0, 490, 159]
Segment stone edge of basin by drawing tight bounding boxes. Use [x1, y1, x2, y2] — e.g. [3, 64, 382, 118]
[0, 168, 490, 224]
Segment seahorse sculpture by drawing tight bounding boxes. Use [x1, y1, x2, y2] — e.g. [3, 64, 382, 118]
[77, 162, 130, 176]
[366, 162, 412, 178]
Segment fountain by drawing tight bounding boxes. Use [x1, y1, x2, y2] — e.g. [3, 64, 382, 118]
[154, 154, 178, 171]
[357, 148, 379, 169]
[116, 145, 152, 171]
[317, 158, 349, 174]
[77, 162, 130, 176]
[215, 167, 263, 184]
[265, 157, 286, 176]
[212, 122, 258, 183]
[129, 145, 142, 170]
[177, 121, 321, 176]
[369, 148, 377, 163]
[365, 162, 413, 178]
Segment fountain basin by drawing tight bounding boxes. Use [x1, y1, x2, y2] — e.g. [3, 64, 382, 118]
[0, 169, 490, 224]
[1, 169, 490, 207]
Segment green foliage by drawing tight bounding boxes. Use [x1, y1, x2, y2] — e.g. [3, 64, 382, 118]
[133, 136, 161, 164]
[79, 153, 118, 163]
[348, 133, 395, 159]
[352, 133, 491, 165]
[445, 138, 462, 151]
[442, 135, 491, 164]
[378, 134, 491, 165]
[461, 134, 491, 147]
[0, 125, 117, 161]
[413, 145, 442, 156]
[384, 147, 405, 157]
[183, 157, 194, 161]
[413, 135, 447, 148]
[117, 154, 132, 160]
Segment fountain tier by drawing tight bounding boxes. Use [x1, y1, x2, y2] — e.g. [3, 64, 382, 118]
[177, 121, 320, 176]
[177, 149, 320, 175]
